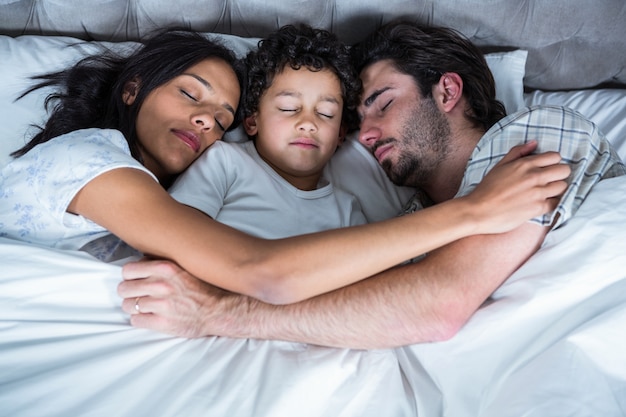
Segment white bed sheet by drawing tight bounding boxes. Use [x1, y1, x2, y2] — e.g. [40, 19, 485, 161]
[2, 176, 625, 417]
[400, 175, 626, 417]
[0, 242, 412, 416]
[1, 32, 626, 417]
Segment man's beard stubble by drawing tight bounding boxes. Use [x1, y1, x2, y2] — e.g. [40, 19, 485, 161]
[381, 97, 451, 188]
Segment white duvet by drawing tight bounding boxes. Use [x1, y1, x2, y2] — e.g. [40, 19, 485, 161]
[1, 176, 625, 417]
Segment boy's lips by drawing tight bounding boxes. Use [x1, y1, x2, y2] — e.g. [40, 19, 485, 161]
[290, 137, 319, 148]
[173, 130, 201, 152]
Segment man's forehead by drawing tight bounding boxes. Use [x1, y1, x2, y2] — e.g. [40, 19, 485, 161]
[359, 60, 407, 103]
[361, 60, 397, 85]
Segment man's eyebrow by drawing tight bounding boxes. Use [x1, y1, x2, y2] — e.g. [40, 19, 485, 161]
[363, 87, 391, 107]
[183, 73, 236, 116]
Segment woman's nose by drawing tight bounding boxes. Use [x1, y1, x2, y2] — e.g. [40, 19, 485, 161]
[193, 111, 214, 131]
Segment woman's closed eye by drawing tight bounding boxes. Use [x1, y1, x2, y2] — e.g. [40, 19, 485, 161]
[215, 118, 226, 132]
[181, 89, 198, 101]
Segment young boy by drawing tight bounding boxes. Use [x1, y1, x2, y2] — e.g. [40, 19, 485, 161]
[168, 24, 367, 238]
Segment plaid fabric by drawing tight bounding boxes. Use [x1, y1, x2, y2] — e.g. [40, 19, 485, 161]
[404, 106, 626, 229]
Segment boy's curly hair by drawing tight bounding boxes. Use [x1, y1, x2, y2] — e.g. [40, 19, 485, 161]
[243, 24, 362, 132]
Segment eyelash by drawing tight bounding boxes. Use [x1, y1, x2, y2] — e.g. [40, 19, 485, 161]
[182, 89, 227, 131]
[181, 89, 197, 101]
[279, 108, 334, 119]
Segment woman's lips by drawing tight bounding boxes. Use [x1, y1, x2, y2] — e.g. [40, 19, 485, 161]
[173, 130, 201, 152]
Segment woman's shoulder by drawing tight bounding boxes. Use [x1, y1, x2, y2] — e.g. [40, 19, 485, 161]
[21, 128, 141, 175]
[22, 128, 129, 155]
[57, 128, 129, 149]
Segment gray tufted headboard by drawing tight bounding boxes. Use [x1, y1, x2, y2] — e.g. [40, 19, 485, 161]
[1, 0, 625, 90]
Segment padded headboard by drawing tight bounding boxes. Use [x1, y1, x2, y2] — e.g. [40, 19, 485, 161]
[1, 0, 625, 90]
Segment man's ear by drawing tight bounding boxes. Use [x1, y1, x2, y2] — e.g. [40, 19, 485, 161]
[243, 114, 259, 136]
[434, 72, 463, 113]
[122, 79, 140, 105]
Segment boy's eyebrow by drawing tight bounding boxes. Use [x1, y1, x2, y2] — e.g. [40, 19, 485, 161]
[362, 87, 391, 108]
[320, 95, 341, 104]
[182, 73, 236, 116]
[275, 90, 341, 104]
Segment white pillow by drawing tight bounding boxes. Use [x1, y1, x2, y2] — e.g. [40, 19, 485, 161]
[0, 34, 528, 223]
[525, 88, 626, 163]
[485, 49, 528, 114]
[0, 33, 527, 166]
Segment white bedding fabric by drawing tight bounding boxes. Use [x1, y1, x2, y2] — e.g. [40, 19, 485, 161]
[2, 32, 626, 417]
[2, 175, 626, 417]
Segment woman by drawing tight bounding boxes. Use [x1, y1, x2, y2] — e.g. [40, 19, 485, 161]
[0, 29, 567, 305]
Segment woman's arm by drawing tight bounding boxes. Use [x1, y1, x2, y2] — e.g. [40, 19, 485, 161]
[71, 144, 569, 304]
[119, 221, 548, 348]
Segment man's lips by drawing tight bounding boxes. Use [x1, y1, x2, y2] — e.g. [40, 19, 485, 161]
[373, 143, 393, 162]
[173, 130, 201, 152]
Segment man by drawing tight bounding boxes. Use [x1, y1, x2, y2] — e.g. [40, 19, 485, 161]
[117, 22, 625, 349]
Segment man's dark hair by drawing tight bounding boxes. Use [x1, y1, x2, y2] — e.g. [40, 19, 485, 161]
[351, 21, 506, 131]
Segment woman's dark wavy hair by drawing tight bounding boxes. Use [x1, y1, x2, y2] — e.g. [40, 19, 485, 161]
[12, 29, 245, 159]
[243, 24, 362, 132]
[351, 21, 506, 131]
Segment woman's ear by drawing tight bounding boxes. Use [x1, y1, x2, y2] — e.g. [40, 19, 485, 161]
[122, 79, 140, 105]
[243, 114, 258, 136]
[434, 72, 463, 113]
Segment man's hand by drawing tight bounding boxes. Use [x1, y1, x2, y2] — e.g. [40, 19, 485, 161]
[118, 258, 233, 338]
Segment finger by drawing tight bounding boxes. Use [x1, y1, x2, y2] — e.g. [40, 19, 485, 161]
[121, 296, 141, 315]
[117, 278, 150, 299]
[541, 163, 571, 183]
[542, 179, 568, 199]
[122, 258, 185, 282]
[122, 261, 154, 280]
[497, 141, 538, 165]
[117, 276, 174, 300]
[527, 152, 567, 169]
[122, 295, 162, 315]
[130, 314, 173, 335]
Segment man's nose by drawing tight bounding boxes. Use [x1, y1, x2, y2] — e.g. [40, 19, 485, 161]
[357, 122, 382, 149]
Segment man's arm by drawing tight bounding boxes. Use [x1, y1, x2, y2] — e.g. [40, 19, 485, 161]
[119, 222, 548, 349]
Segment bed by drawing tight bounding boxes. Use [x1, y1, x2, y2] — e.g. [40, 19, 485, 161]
[1, 1, 626, 416]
